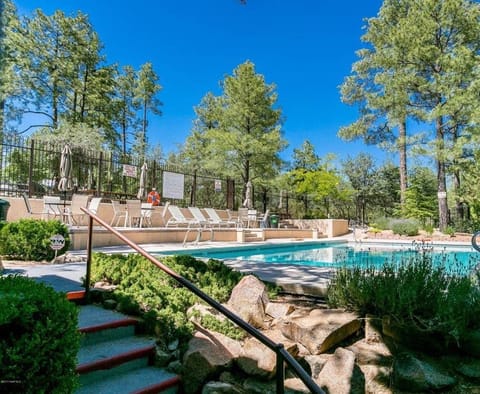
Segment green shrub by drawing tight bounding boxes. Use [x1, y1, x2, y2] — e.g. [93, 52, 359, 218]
[423, 223, 434, 235]
[370, 217, 391, 230]
[444, 226, 456, 237]
[327, 254, 480, 346]
[0, 219, 70, 261]
[0, 275, 80, 393]
[89, 253, 270, 346]
[391, 219, 419, 236]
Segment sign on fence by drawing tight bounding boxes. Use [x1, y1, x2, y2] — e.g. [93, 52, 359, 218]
[163, 171, 184, 199]
[122, 164, 137, 178]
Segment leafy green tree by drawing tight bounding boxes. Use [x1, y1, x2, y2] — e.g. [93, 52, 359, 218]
[401, 167, 438, 225]
[115, 65, 140, 155]
[133, 62, 162, 162]
[342, 153, 378, 225]
[340, 0, 412, 207]
[341, 0, 480, 231]
[184, 61, 286, 203]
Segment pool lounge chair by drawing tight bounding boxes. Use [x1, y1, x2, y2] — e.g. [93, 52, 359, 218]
[187, 206, 213, 227]
[166, 205, 203, 228]
[204, 207, 237, 227]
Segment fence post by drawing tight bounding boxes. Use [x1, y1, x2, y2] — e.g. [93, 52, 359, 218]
[97, 151, 103, 197]
[227, 178, 235, 210]
[28, 139, 35, 197]
[190, 170, 197, 206]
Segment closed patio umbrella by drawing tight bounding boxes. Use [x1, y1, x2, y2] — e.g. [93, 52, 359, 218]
[58, 144, 73, 193]
[243, 180, 253, 209]
[137, 162, 148, 200]
[278, 189, 283, 209]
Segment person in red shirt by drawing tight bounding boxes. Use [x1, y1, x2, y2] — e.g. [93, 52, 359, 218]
[147, 187, 161, 206]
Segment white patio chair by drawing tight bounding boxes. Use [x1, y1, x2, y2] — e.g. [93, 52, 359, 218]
[43, 196, 62, 220]
[141, 202, 153, 227]
[63, 194, 90, 225]
[125, 199, 142, 227]
[204, 208, 237, 227]
[111, 200, 127, 226]
[87, 197, 103, 215]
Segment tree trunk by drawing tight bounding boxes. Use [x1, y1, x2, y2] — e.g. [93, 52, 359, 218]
[398, 119, 408, 206]
[436, 116, 448, 231]
[452, 126, 464, 221]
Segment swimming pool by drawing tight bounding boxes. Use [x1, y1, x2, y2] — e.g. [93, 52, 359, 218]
[157, 241, 480, 274]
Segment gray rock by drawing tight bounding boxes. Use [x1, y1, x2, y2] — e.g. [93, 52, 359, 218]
[454, 358, 480, 380]
[280, 308, 361, 354]
[393, 352, 457, 392]
[201, 381, 246, 394]
[237, 330, 298, 378]
[347, 338, 392, 366]
[227, 275, 269, 329]
[266, 301, 295, 319]
[316, 347, 356, 394]
[182, 330, 243, 394]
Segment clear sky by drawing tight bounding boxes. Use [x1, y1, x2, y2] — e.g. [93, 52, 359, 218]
[14, 0, 387, 165]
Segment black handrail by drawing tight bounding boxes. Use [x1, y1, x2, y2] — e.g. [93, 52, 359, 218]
[80, 207, 324, 394]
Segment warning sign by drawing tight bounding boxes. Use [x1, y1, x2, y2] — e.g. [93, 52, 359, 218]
[50, 234, 65, 250]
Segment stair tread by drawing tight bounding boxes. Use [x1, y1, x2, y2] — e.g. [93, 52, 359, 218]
[78, 336, 155, 366]
[78, 305, 137, 330]
[75, 366, 179, 394]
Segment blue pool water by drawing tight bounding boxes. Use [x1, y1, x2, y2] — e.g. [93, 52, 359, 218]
[158, 241, 480, 274]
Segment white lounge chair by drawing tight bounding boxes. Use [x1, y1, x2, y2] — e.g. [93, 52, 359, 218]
[204, 208, 237, 227]
[166, 205, 203, 228]
[187, 206, 214, 227]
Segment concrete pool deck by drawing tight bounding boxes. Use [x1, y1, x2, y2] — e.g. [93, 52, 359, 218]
[2, 234, 475, 298]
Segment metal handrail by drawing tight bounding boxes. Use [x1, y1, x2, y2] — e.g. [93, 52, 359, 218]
[80, 207, 324, 394]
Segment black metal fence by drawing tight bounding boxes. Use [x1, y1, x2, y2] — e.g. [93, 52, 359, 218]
[0, 135, 236, 208]
[0, 135, 295, 212]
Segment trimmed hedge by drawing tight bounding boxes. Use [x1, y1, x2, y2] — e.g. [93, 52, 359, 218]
[0, 219, 70, 261]
[0, 275, 80, 393]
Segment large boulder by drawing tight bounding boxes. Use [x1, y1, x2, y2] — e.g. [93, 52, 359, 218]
[236, 329, 298, 378]
[182, 330, 243, 394]
[315, 347, 357, 394]
[227, 275, 269, 329]
[279, 308, 361, 354]
[393, 352, 457, 392]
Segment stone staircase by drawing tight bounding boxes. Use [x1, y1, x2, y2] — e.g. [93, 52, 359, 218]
[243, 229, 264, 242]
[75, 305, 180, 394]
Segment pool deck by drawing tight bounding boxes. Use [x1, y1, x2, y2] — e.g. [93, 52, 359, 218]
[2, 234, 474, 298]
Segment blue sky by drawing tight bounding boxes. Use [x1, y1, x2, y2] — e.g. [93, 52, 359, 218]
[14, 0, 387, 165]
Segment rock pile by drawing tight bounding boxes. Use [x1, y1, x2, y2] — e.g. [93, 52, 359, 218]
[179, 275, 480, 394]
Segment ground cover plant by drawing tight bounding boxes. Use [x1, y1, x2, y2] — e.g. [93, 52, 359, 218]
[0, 219, 70, 261]
[0, 275, 80, 394]
[89, 253, 279, 347]
[327, 253, 480, 348]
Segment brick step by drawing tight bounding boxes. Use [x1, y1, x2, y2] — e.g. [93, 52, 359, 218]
[75, 305, 180, 394]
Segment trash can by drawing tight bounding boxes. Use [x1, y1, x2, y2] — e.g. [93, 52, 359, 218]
[270, 214, 279, 228]
[0, 199, 10, 221]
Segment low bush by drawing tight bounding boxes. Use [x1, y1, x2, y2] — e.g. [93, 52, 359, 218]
[391, 218, 419, 236]
[327, 254, 480, 346]
[0, 275, 80, 393]
[89, 253, 278, 346]
[370, 216, 391, 230]
[0, 219, 70, 261]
